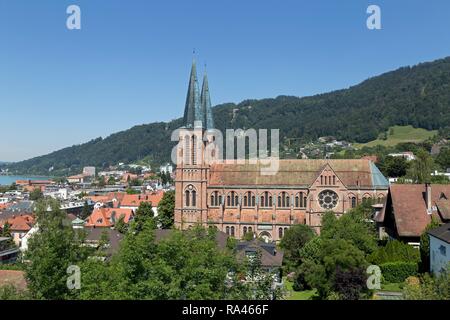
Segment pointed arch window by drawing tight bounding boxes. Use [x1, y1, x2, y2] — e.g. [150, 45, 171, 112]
[185, 190, 190, 207]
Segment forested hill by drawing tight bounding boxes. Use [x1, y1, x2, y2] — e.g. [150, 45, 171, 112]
[6, 56, 450, 176]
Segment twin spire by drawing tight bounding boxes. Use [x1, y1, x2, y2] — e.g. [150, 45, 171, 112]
[183, 59, 214, 129]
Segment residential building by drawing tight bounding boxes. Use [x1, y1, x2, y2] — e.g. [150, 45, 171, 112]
[120, 191, 165, 216]
[387, 152, 416, 161]
[428, 223, 450, 275]
[85, 207, 134, 228]
[83, 166, 96, 177]
[375, 184, 450, 246]
[0, 237, 19, 264]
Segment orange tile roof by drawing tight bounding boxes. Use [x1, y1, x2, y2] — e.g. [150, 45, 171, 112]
[120, 191, 164, 208]
[85, 207, 134, 227]
[5, 214, 35, 232]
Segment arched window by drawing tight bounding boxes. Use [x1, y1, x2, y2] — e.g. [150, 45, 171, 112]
[243, 192, 255, 207]
[184, 135, 191, 165]
[260, 192, 272, 207]
[210, 191, 220, 206]
[226, 226, 230, 235]
[321, 175, 323, 185]
[191, 190, 196, 207]
[243, 226, 247, 234]
[278, 227, 283, 239]
[191, 135, 197, 165]
[296, 192, 306, 208]
[333, 176, 336, 185]
[231, 226, 235, 237]
[261, 195, 265, 207]
[185, 190, 190, 207]
[278, 192, 290, 208]
[248, 227, 252, 233]
[351, 196, 357, 208]
[227, 191, 239, 207]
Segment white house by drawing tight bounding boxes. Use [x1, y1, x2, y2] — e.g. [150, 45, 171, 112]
[428, 223, 450, 275]
[388, 152, 416, 161]
[159, 163, 173, 174]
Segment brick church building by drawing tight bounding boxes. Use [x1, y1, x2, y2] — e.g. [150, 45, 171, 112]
[174, 61, 389, 241]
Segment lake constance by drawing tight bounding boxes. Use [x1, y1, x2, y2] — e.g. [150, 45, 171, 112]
[0, 175, 50, 186]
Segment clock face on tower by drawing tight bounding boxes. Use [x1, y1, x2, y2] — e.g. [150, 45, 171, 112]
[318, 190, 339, 210]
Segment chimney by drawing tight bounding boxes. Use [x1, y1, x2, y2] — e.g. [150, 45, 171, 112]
[426, 183, 432, 213]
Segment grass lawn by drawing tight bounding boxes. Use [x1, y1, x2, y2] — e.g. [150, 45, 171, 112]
[380, 282, 404, 292]
[353, 125, 437, 148]
[284, 279, 318, 300]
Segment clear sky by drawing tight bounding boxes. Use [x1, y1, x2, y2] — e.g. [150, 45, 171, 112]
[1, 0, 450, 162]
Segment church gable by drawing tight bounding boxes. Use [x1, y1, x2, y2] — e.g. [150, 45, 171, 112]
[310, 164, 346, 189]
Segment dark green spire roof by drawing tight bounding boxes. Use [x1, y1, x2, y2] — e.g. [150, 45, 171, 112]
[201, 72, 215, 130]
[183, 60, 202, 128]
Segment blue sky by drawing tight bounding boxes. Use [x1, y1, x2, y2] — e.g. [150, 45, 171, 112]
[1, 0, 450, 162]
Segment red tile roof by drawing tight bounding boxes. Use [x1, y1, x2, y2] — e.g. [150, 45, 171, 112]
[389, 184, 450, 237]
[4, 214, 35, 232]
[85, 207, 134, 227]
[120, 191, 164, 208]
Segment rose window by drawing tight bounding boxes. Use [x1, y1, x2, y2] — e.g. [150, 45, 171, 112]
[318, 190, 338, 210]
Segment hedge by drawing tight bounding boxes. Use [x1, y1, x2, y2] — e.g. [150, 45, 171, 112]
[380, 262, 418, 283]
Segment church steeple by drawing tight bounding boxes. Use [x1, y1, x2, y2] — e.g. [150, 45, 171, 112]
[201, 70, 214, 130]
[183, 59, 202, 128]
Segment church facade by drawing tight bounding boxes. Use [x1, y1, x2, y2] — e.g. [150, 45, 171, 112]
[174, 62, 389, 241]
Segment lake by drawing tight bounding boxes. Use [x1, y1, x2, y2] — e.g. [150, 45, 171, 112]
[0, 175, 50, 186]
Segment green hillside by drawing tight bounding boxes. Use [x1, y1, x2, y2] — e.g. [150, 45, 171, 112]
[4, 56, 450, 176]
[353, 125, 438, 148]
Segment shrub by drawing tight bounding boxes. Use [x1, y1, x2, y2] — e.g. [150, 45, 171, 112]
[368, 240, 420, 265]
[380, 262, 418, 283]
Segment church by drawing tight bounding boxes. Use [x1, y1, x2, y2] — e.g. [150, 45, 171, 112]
[174, 61, 389, 241]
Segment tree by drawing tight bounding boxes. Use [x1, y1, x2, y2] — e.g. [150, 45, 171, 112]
[133, 202, 154, 232]
[29, 188, 43, 201]
[97, 176, 106, 188]
[379, 156, 409, 178]
[115, 216, 128, 234]
[320, 206, 377, 256]
[80, 201, 91, 220]
[0, 222, 14, 248]
[279, 224, 315, 271]
[419, 217, 441, 272]
[407, 149, 434, 183]
[435, 147, 450, 171]
[156, 190, 175, 229]
[107, 176, 116, 185]
[242, 232, 255, 241]
[300, 239, 368, 299]
[403, 267, 450, 300]
[368, 240, 421, 265]
[333, 267, 367, 300]
[25, 199, 89, 299]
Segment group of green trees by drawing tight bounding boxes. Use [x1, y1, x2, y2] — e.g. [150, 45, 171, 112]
[280, 200, 450, 300]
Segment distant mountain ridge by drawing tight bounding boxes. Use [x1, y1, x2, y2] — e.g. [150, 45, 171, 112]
[5, 56, 450, 176]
